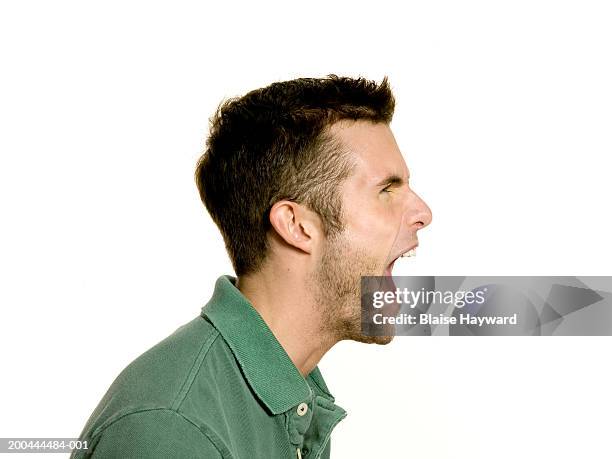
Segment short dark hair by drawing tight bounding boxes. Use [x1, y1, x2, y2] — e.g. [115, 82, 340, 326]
[195, 75, 395, 276]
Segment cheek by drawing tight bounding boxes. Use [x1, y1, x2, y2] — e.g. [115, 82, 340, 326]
[344, 202, 401, 254]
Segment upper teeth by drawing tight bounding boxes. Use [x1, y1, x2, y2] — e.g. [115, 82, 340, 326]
[400, 248, 416, 258]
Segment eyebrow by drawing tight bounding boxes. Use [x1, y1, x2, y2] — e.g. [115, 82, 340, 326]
[375, 174, 408, 188]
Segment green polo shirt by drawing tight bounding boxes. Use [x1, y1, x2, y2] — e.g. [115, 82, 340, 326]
[72, 276, 347, 459]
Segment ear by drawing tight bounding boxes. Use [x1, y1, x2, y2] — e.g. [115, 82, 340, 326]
[269, 200, 320, 254]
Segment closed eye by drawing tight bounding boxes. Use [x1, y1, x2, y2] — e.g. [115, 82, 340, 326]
[377, 174, 405, 194]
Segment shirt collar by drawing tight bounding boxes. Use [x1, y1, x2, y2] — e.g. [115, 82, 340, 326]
[201, 275, 335, 415]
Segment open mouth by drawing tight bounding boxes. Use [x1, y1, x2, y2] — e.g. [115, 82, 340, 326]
[384, 246, 417, 277]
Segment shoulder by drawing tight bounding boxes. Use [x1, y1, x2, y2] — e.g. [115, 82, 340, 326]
[77, 316, 232, 453]
[73, 408, 226, 458]
[102, 316, 221, 409]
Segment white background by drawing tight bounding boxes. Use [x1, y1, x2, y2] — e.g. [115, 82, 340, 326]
[1, 1, 611, 458]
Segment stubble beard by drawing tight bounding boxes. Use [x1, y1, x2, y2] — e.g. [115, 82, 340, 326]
[311, 232, 394, 345]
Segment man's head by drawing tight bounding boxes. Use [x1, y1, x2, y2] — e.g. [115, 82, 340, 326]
[196, 75, 432, 343]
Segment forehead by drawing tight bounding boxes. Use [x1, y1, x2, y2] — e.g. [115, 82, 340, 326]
[329, 120, 409, 184]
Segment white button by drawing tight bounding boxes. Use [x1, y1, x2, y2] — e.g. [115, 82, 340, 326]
[296, 402, 308, 416]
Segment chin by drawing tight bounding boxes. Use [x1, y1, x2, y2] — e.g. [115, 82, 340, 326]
[372, 334, 395, 345]
[350, 333, 395, 345]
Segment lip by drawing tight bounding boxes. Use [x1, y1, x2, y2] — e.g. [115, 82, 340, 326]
[385, 242, 419, 276]
[391, 242, 419, 263]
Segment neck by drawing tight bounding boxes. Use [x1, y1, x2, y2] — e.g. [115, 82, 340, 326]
[236, 264, 337, 377]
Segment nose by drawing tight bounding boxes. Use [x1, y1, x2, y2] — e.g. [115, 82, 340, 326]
[404, 189, 432, 230]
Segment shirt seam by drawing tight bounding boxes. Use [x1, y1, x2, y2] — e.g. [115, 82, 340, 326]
[308, 375, 333, 400]
[171, 327, 220, 411]
[88, 324, 219, 439]
[313, 410, 347, 459]
[173, 409, 232, 458]
[90, 408, 229, 458]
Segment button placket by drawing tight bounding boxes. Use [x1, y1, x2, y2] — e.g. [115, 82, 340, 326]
[286, 398, 314, 449]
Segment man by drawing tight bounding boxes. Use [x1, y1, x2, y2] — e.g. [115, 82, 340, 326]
[72, 75, 432, 458]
